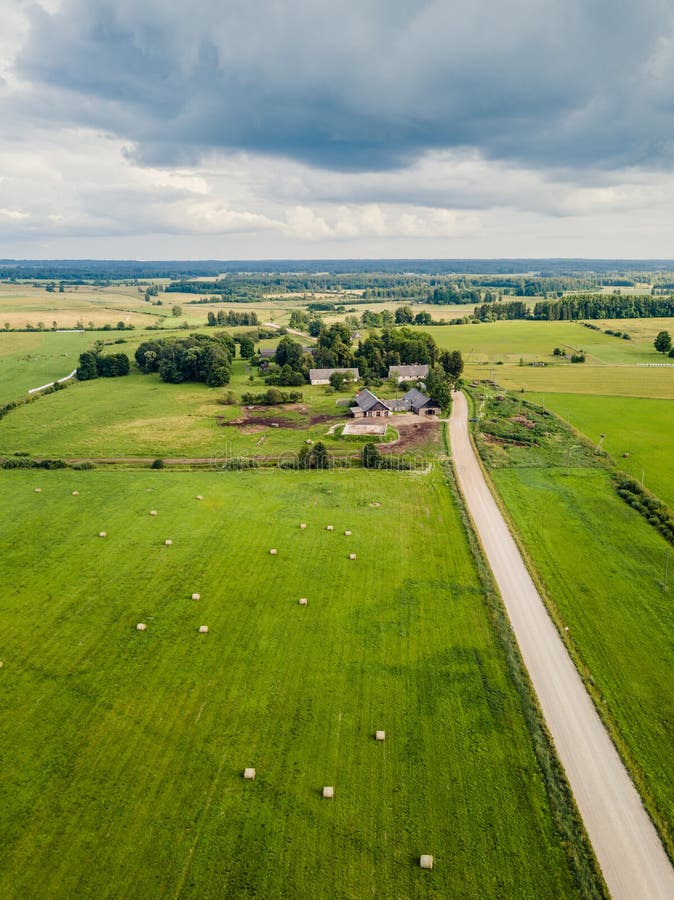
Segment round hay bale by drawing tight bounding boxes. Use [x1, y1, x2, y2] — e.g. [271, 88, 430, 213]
[344, 530, 352, 536]
[298, 598, 308, 606]
[349, 553, 357, 560]
[322, 786, 334, 799]
[34, 488, 42, 494]
[191, 593, 201, 601]
[0, 661, 4, 668]
[326, 525, 334, 531]
[300, 523, 307, 529]
[419, 855, 434, 870]
[196, 495, 204, 500]
[150, 510, 157, 516]
[165, 539, 173, 546]
[243, 767, 256, 780]
[99, 531, 107, 538]
[136, 623, 147, 631]
[198, 625, 209, 633]
[269, 548, 277, 555]
[375, 730, 385, 741]
[72, 491, 80, 496]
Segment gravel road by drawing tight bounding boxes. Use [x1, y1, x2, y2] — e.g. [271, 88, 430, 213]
[450, 390, 674, 900]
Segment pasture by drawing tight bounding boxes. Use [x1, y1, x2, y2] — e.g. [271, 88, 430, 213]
[530, 394, 674, 508]
[0, 469, 583, 898]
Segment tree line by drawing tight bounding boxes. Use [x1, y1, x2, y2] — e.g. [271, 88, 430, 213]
[473, 294, 674, 322]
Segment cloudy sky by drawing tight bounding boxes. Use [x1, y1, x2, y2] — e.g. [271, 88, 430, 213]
[2, 0, 674, 259]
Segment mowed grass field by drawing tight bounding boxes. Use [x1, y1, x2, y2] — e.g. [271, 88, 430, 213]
[0, 469, 583, 899]
[530, 393, 674, 508]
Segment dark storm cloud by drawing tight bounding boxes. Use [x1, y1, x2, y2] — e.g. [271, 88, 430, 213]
[15, 0, 674, 173]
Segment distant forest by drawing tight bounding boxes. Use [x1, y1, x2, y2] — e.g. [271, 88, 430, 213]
[5, 257, 674, 280]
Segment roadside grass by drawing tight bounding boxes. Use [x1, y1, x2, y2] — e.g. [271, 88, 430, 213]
[472, 392, 674, 856]
[0, 469, 583, 899]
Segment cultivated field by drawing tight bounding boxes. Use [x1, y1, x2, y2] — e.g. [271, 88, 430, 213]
[0, 469, 583, 898]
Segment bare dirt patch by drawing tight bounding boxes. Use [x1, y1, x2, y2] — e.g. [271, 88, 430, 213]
[381, 418, 440, 452]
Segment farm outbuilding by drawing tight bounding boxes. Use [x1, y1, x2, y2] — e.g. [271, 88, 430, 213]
[388, 364, 429, 383]
[309, 367, 360, 386]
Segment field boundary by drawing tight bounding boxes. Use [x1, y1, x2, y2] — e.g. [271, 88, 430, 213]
[443, 454, 606, 898]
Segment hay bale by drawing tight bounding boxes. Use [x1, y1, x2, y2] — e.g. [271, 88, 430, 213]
[322, 786, 334, 799]
[419, 855, 433, 870]
[299, 598, 308, 606]
[349, 553, 357, 560]
[269, 548, 277, 555]
[165, 539, 173, 546]
[191, 593, 201, 601]
[0, 661, 4, 668]
[344, 530, 352, 536]
[243, 767, 256, 780]
[300, 523, 307, 529]
[99, 531, 107, 538]
[136, 623, 147, 631]
[198, 625, 209, 633]
[375, 730, 385, 741]
[196, 495, 204, 500]
[34, 488, 42, 493]
[150, 510, 157, 516]
[326, 525, 334, 531]
[72, 491, 79, 496]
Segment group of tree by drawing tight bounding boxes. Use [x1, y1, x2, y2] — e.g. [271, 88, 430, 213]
[206, 310, 260, 327]
[76, 348, 130, 380]
[240, 389, 303, 405]
[135, 332, 235, 386]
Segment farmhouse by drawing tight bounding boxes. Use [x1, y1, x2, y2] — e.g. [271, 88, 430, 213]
[388, 364, 429, 383]
[349, 386, 440, 418]
[403, 387, 441, 416]
[350, 389, 393, 418]
[309, 367, 360, 385]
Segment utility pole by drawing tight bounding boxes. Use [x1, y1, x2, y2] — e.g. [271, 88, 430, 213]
[665, 550, 670, 592]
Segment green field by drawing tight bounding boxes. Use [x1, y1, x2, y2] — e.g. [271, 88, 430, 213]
[0, 469, 584, 898]
[529, 394, 674, 508]
[473, 394, 674, 854]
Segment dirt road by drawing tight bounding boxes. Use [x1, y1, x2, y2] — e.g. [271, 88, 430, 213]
[449, 390, 674, 900]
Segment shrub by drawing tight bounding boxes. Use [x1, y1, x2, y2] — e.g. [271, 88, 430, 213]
[151, 458, 165, 469]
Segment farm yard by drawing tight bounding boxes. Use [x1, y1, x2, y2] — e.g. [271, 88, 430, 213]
[0, 469, 585, 898]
